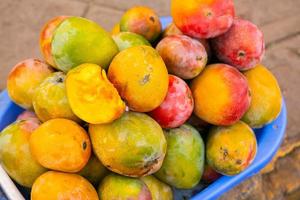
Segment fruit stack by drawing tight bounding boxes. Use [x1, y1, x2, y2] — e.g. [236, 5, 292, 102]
[0, 0, 282, 199]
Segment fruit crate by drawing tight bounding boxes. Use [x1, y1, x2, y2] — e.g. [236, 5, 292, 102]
[0, 16, 287, 200]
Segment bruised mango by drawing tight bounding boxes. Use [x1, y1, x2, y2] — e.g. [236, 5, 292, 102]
[206, 121, 257, 175]
[113, 32, 151, 51]
[98, 174, 152, 200]
[79, 154, 108, 186]
[171, 0, 235, 39]
[31, 171, 98, 200]
[89, 112, 167, 177]
[190, 64, 251, 126]
[40, 16, 118, 72]
[242, 64, 282, 128]
[7, 59, 54, 109]
[33, 72, 80, 122]
[141, 176, 173, 200]
[108, 45, 168, 112]
[120, 6, 162, 42]
[155, 124, 205, 189]
[30, 118, 91, 172]
[0, 119, 47, 187]
[66, 63, 125, 124]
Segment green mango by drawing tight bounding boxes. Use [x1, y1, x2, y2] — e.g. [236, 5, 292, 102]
[51, 17, 118, 72]
[155, 124, 205, 189]
[113, 32, 151, 51]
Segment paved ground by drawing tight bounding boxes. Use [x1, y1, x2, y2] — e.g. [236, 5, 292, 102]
[0, 0, 299, 199]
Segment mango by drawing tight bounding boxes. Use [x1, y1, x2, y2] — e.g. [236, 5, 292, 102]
[31, 171, 98, 200]
[89, 112, 167, 177]
[33, 72, 80, 122]
[0, 119, 47, 187]
[171, 0, 235, 39]
[40, 16, 69, 67]
[206, 121, 257, 175]
[149, 75, 194, 128]
[111, 23, 120, 35]
[141, 176, 173, 200]
[17, 111, 38, 121]
[162, 22, 212, 60]
[120, 6, 162, 42]
[155, 124, 205, 189]
[156, 35, 208, 79]
[211, 19, 265, 70]
[201, 164, 221, 183]
[190, 64, 251, 126]
[66, 63, 125, 124]
[242, 64, 282, 128]
[98, 174, 152, 200]
[40, 16, 118, 72]
[108, 45, 168, 112]
[79, 154, 108, 186]
[7, 58, 54, 109]
[113, 32, 151, 51]
[30, 118, 91, 172]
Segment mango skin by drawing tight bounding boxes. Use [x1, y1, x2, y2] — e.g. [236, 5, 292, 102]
[30, 118, 91, 173]
[190, 64, 251, 126]
[155, 124, 205, 189]
[171, 0, 235, 39]
[156, 35, 208, 79]
[206, 121, 257, 175]
[120, 6, 162, 42]
[33, 72, 80, 122]
[40, 16, 69, 68]
[0, 119, 47, 187]
[242, 64, 282, 128]
[98, 174, 152, 200]
[51, 16, 119, 72]
[108, 45, 169, 112]
[79, 154, 108, 186]
[66, 63, 125, 124]
[211, 19, 265, 70]
[7, 58, 54, 109]
[89, 112, 167, 177]
[141, 176, 173, 200]
[111, 23, 120, 35]
[113, 32, 151, 51]
[31, 171, 99, 200]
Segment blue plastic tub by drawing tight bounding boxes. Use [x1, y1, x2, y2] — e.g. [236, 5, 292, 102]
[0, 16, 287, 200]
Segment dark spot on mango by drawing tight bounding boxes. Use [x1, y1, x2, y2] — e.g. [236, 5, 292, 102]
[236, 159, 242, 165]
[206, 11, 213, 17]
[238, 50, 246, 58]
[140, 74, 150, 85]
[57, 77, 64, 83]
[196, 56, 202, 61]
[149, 16, 155, 23]
[82, 141, 87, 150]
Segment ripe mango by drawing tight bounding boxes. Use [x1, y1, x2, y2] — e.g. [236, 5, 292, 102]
[89, 112, 167, 177]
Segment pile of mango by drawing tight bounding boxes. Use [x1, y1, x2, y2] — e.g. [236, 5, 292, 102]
[0, 0, 282, 199]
